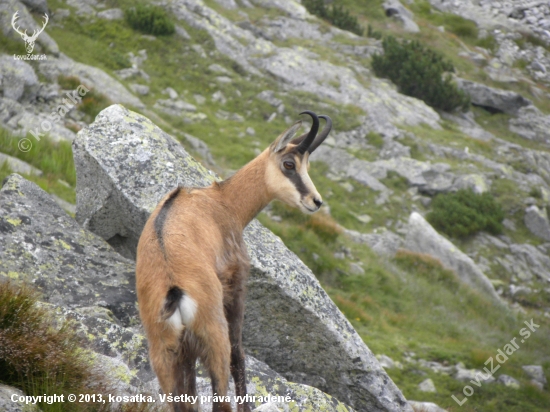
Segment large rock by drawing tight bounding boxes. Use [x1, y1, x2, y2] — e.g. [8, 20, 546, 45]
[0, 384, 39, 412]
[38, 55, 144, 110]
[382, 0, 420, 32]
[21, 0, 49, 14]
[404, 212, 502, 303]
[524, 205, 550, 241]
[73, 104, 413, 412]
[501, 243, 550, 282]
[0, 174, 138, 325]
[509, 106, 550, 145]
[0, 56, 38, 102]
[522, 365, 547, 388]
[0, 173, 355, 411]
[455, 78, 532, 115]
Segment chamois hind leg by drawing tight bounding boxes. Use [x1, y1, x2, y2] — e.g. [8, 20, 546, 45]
[195, 303, 232, 412]
[147, 322, 198, 412]
[174, 329, 200, 412]
[225, 273, 251, 412]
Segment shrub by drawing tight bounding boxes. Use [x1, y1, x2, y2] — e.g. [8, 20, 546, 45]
[79, 89, 111, 120]
[302, 0, 364, 36]
[0, 282, 105, 411]
[125, 4, 175, 36]
[372, 36, 470, 112]
[305, 213, 342, 243]
[57, 75, 81, 90]
[426, 189, 505, 238]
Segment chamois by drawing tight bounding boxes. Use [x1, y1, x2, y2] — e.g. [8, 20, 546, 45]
[136, 111, 332, 412]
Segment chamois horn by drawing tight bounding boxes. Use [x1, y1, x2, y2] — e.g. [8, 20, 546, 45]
[296, 111, 319, 154]
[308, 114, 332, 154]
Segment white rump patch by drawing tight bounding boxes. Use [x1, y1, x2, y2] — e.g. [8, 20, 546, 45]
[167, 294, 197, 330]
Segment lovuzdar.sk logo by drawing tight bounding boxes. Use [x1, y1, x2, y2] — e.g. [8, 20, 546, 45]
[11, 10, 48, 61]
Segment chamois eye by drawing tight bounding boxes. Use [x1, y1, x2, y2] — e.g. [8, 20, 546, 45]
[283, 161, 295, 170]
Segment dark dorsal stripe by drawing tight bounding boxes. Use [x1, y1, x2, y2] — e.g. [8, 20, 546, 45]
[154, 187, 181, 249]
[162, 286, 184, 319]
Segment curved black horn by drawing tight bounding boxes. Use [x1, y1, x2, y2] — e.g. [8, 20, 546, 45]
[308, 115, 332, 153]
[296, 111, 319, 154]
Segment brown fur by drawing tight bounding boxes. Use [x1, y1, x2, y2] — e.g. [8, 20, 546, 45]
[136, 121, 326, 412]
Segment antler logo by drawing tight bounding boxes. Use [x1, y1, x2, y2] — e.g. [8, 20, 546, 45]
[11, 11, 49, 54]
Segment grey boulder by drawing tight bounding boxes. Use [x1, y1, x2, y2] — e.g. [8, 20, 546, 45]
[382, 0, 420, 32]
[455, 78, 532, 115]
[404, 212, 502, 303]
[73, 104, 412, 412]
[524, 205, 550, 241]
[0, 55, 39, 102]
[0, 173, 138, 325]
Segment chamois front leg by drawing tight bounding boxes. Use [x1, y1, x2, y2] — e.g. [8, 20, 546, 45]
[226, 265, 251, 412]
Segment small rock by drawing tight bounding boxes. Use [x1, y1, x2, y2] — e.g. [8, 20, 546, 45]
[194, 94, 206, 105]
[216, 76, 232, 84]
[524, 206, 550, 241]
[257, 90, 283, 107]
[408, 401, 446, 412]
[129, 84, 149, 96]
[0, 383, 39, 412]
[340, 181, 354, 192]
[175, 25, 191, 39]
[0, 153, 42, 176]
[522, 365, 547, 387]
[252, 402, 281, 412]
[164, 87, 178, 100]
[209, 64, 230, 74]
[97, 8, 123, 20]
[418, 378, 436, 393]
[349, 262, 365, 275]
[497, 374, 520, 389]
[246, 127, 256, 136]
[212, 91, 227, 104]
[376, 354, 402, 369]
[454, 367, 496, 383]
[382, 0, 419, 32]
[355, 214, 372, 224]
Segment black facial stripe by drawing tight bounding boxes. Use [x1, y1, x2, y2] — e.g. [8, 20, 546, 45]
[285, 169, 309, 197]
[154, 187, 181, 249]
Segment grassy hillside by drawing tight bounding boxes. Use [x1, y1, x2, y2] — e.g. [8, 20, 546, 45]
[1, 0, 549, 410]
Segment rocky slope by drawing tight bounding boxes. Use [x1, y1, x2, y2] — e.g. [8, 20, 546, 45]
[1, 0, 550, 410]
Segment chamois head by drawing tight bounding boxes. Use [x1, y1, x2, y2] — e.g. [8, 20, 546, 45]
[266, 111, 332, 214]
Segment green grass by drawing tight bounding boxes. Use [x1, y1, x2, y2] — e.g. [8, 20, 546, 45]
[372, 36, 470, 112]
[0, 128, 76, 203]
[125, 3, 175, 36]
[411, 1, 478, 40]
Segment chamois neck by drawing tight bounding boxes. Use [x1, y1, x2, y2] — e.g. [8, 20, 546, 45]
[218, 151, 273, 229]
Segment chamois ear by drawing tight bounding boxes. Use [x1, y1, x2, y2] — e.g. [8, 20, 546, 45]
[271, 121, 302, 153]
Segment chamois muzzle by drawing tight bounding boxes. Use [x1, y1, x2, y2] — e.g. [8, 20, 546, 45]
[296, 111, 320, 154]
